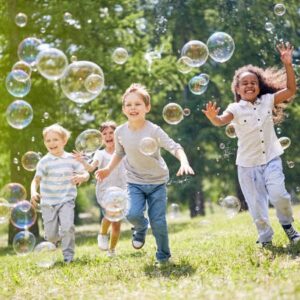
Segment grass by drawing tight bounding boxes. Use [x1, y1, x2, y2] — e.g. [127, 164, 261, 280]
[1, 205, 300, 299]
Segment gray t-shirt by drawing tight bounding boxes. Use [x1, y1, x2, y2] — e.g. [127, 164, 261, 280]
[115, 120, 182, 184]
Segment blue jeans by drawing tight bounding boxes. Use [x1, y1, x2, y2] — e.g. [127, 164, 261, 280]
[126, 183, 171, 262]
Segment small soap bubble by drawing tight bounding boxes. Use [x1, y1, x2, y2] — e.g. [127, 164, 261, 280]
[12, 61, 32, 78]
[162, 103, 184, 125]
[139, 137, 158, 156]
[84, 74, 104, 94]
[75, 129, 102, 155]
[34, 242, 57, 268]
[112, 47, 128, 64]
[169, 203, 180, 219]
[181, 40, 209, 67]
[278, 136, 291, 150]
[6, 70, 31, 98]
[21, 151, 41, 171]
[183, 108, 191, 116]
[18, 37, 42, 65]
[15, 12, 28, 27]
[220, 195, 241, 218]
[225, 123, 236, 138]
[13, 231, 36, 256]
[274, 3, 286, 16]
[176, 56, 193, 74]
[1, 183, 27, 204]
[11, 200, 37, 229]
[287, 161, 295, 168]
[6, 100, 33, 129]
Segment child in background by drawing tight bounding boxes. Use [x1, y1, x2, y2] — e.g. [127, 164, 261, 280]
[31, 124, 89, 263]
[73, 121, 126, 257]
[95, 83, 194, 265]
[202, 43, 300, 247]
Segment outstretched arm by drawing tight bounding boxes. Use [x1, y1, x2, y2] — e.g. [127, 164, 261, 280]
[72, 150, 98, 172]
[274, 42, 297, 105]
[95, 153, 122, 181]
[202, 101, 233, 126]
[175, 148, 195, 176]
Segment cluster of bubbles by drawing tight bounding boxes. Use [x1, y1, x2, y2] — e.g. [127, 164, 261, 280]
[219, 195, 241, 218]
[139, 137, 158, 156]
[75, 129, 102, 155]
[99, 187, 128, 222]
[189, 73, 210, 95]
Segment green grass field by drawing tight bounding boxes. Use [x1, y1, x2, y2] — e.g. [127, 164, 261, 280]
[1, 205, 300, 300]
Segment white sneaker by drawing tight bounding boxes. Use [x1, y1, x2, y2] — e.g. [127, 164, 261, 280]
[97, 234, 109, 250]
[132, 240, 144, 249]
[107, 249, 116, 258]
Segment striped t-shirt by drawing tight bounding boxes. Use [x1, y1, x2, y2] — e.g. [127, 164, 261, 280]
[34, 151, 85, 205]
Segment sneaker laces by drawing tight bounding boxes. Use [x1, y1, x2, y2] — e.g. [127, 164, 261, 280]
[284, 226, 300, 241]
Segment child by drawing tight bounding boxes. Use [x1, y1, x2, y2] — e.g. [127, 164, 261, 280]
[95, 83, 194, 264]
[202, 43, 299, 247]
[73, 121, 126, 257]
[31, 124, 89, 263]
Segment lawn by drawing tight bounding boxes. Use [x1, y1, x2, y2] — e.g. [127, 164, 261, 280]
[1, 205, 300, 300]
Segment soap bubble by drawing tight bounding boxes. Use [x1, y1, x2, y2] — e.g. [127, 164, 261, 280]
[84, 74, 104, 94]
[36, 48, 68, 80]
[274, 3, 286, 16]
[6, 100, 33, 129]
[18, 37, 42, 65]
[265, 22, 275, 32]
[278, 136, 291, 150]
[181, 40, 209, 67]
[0, 198, 11, 224]
[15, 12, 28, 27]
[176, 56, 193, 74]
[60, 61, 105, 104]
[13, 231, 36, 256]
[75, 129, 102, 155]
[34, 241, 57, 268]
[112, 47, 128, 64]
[220, 195, 241, 218]
[225, 123, 236, 138]
[207, 32, 235, 63]
[169, 203, 180, 219]
[189, 75, 208, 95]
[139, 137, 158, 155]
[183, 108, 191, 116]
[21, 151, 41, 171]
[1, 183, 27, 204]
[162, 103, 184, 125]
[11, 200, 37, 229]
[5, 70, 31, 97]
[12, 61, 32, 78]
[101, 187, 128, 222]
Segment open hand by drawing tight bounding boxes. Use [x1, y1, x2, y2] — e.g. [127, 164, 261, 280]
[202, 101, 220, 120]
[277, 42, 293, 65]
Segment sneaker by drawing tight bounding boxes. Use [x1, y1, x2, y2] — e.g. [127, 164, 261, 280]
[256, 240, 272, 248]
[155, 258, 174, 268]
[107, 249, 116, 258]
[64, 258, 73, 264]
[97, 234, 109, 250]
[283, 225, 300, 244]
[132, 239, 145, 250]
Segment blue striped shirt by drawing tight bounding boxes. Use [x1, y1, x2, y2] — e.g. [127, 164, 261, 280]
[35, 152, 85, 205]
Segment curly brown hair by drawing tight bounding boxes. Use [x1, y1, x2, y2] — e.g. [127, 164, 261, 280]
[231, 64, 292, 124]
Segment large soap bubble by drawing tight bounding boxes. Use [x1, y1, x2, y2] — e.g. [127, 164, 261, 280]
[15, 12, 28, 27]
[11, 200, 37, 229]
[75, 129, 102, 155]
[6, 70, 31, 97]
[18, 37, 42, 65]
[162, 103, 184, 125]
[1, 183, 27, 204]
[13, 231, 36, 256]
[225, 123, 236, 138]
[181, 40, 209, 67]
[21, 151, 41, 171]
[188, 75, 208, 95]
[101, 187, 128, 222]
[207, 32, 235, 63]
[6, 100, 33, 129]
[60, 61, 105, 104]
[220, 195, 241, 218]
[278, 136, 291, 150]
[0, 198, 11, 224]
[139, 137, 158, 156]
[36, 48, 68, 80]
[112, 47, 128, 64]
[34, 241, 57, 268]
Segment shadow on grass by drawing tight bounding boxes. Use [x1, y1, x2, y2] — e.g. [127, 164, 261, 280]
[144, 258, 196, 278]
[258, 242, 300, 258]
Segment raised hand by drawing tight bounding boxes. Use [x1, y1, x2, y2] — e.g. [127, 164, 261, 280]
[277, 42, 293, 65]
[202, 101, 220, 120]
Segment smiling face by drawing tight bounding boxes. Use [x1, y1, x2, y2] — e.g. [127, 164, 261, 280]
[44, 131, 67, 157]
[101, 126, 115, 148]
[122, 92, 151, 122]
[236, 72, 260, 103]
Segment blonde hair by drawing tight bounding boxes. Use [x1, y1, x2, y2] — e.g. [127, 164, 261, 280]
[43, 124, 71, 140]
[99, 120, 117, 132]
[122, 83, 151, 106]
